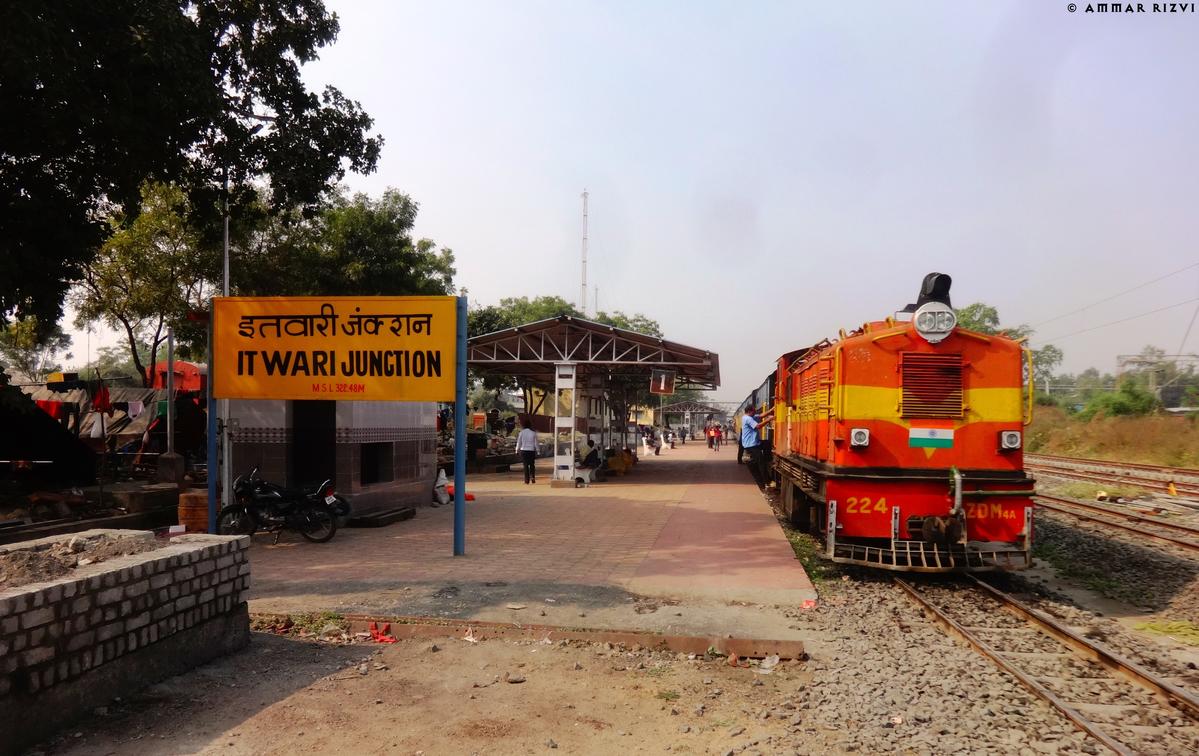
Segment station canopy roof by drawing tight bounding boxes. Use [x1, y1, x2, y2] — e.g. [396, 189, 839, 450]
[467, 316, 720, 390]
[655, 400, 729, 415]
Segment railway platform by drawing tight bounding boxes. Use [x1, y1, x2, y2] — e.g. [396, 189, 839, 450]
[243, 441, 816, 637]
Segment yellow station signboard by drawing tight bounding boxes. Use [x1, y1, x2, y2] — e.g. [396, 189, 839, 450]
[212, 296, 458, 402]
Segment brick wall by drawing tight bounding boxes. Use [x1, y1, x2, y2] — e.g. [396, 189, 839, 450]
[0, 529, 250, 750]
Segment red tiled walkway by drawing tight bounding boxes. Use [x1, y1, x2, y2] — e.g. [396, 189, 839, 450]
[245, 440, 815, 609]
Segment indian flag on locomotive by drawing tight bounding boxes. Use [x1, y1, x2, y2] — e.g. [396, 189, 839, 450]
[908, 426, 954, 449]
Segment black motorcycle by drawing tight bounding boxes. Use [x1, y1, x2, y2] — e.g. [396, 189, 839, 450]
[217, 467, 349, 543]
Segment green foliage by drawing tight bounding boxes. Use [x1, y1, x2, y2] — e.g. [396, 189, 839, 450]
[955, 303, 1002, 334]
[466, 297, 668, 420]
[782, 527, 841, 586]
[71, 183, 215, 386]
[1, 2, 218, 331]
[1, 1, 381, 331]
[467, 296, 581, 338]
[467, 384, 516, 413]
[1031, 343, 1063, 388]
[237, 190, 456, 297]
[0, 318, 73, 382]
[88, 342, 153, 384]
[593, 311, 664, 337]
[956, 301, 1062, 394]
[1079, 380, 1160, 419]
[72, 184, 455, 382]
[956, 302, 1032, 340]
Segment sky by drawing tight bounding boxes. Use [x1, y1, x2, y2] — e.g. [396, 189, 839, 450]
[70, 1, 1199, 400]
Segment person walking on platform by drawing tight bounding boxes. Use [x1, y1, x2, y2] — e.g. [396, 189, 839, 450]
[516, 416, 538, 484]
[707, 424, 716, 451]
[714, 425, 723, 451]
[741, 406, 773, 492]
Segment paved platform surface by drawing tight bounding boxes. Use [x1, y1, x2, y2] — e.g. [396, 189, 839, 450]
[245, 440, 816, 637]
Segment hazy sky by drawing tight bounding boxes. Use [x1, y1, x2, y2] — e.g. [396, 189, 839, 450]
[73, 1, 1199, 400]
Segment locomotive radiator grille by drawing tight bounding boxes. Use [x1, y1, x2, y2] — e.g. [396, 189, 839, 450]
[900, 353, 964, 419]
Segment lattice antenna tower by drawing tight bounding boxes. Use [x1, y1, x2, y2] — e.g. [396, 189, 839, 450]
[580, 189, 589, 316]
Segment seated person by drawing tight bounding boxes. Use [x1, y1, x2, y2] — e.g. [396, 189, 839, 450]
[574, 440, 606, 483]
[579, 440, 601, 469]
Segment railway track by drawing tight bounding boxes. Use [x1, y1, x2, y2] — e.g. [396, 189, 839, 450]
[896, 575, 1199, 755]
[1035, 494, 1199, 555]
[1026, 453, 1199, 498]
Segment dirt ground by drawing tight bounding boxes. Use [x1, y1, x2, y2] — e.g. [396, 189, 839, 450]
[31, 632, 817, 756]
[0, 532, 160, 590]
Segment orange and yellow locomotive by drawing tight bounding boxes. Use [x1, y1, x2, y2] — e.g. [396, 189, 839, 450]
[754, 273, 1034, 571]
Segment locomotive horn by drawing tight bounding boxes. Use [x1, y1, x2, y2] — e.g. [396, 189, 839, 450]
[902, 272, 953, 312]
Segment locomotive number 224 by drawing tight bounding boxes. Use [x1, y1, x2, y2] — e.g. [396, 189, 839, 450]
[844, 497, 888, 514]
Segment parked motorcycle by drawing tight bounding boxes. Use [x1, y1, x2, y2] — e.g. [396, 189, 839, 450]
[217, 467, 349, 543]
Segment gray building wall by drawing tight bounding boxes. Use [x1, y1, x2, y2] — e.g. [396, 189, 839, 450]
[228, 399, 437, 517]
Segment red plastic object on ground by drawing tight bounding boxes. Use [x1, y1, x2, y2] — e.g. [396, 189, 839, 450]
[369, 621, 398, 643]
[445, 485, 475, 501]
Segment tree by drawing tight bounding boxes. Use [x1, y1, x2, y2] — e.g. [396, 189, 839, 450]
[72, 185, 456, 379]
[468, 296, 582, 338]
[1031, 344, 1063, 390]
[236, 190, 455, 297]
[955, 303, 1002, 335]
[467, 296, 582, 413]
[1, 1, 382, 332]
[956, 301, 1061, 392]
[87, 342, 154, 384]
[956, 302, 1032, 340]
[71, 183, 217, 387]
[466, 297, 670, 419]
[0, 318, 72, 383]
[1080, 380, 1160, 419]
[1, 2, 218, 332]
[594, 311, 664, 338]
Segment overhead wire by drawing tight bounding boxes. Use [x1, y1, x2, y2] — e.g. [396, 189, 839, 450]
[1176, 286, 1199, 356]
[1039, 297, 1199, 344]
[1032, 260, 1199, 328]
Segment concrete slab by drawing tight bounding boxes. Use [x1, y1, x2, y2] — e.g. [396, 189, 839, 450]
[245, 441, 816, 637]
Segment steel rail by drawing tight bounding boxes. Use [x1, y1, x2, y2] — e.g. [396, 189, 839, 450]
[1026, 455, 1199, 497]
[893, 577, 1133, 756]
[1035, 497, 1199, 554]
[1036, 494, 1199, 537]
[1027, 453, 1199, 480]
[1026, 463, 1199, 496]
[965, 576, 1199, 722]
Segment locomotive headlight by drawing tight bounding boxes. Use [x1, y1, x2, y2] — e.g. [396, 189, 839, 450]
[999, 430, 1022, 450]
[913, 301, 956, 344]
[850, 428, 870, 447]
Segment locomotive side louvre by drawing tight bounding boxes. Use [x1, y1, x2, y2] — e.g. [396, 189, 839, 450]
[766, 276, 1034, 572]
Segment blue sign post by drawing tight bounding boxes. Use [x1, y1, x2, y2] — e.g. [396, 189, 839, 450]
[453, 295, 468, 555]
[207, 320, 219, 532]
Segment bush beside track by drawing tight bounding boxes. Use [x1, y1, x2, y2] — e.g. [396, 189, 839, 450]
[1027, 406, 1199, 469]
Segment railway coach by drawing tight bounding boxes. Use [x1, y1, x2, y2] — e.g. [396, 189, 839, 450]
[754, 273, 1034, 571]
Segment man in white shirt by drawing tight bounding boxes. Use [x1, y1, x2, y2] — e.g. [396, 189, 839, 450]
[515, 416, 539, 484]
